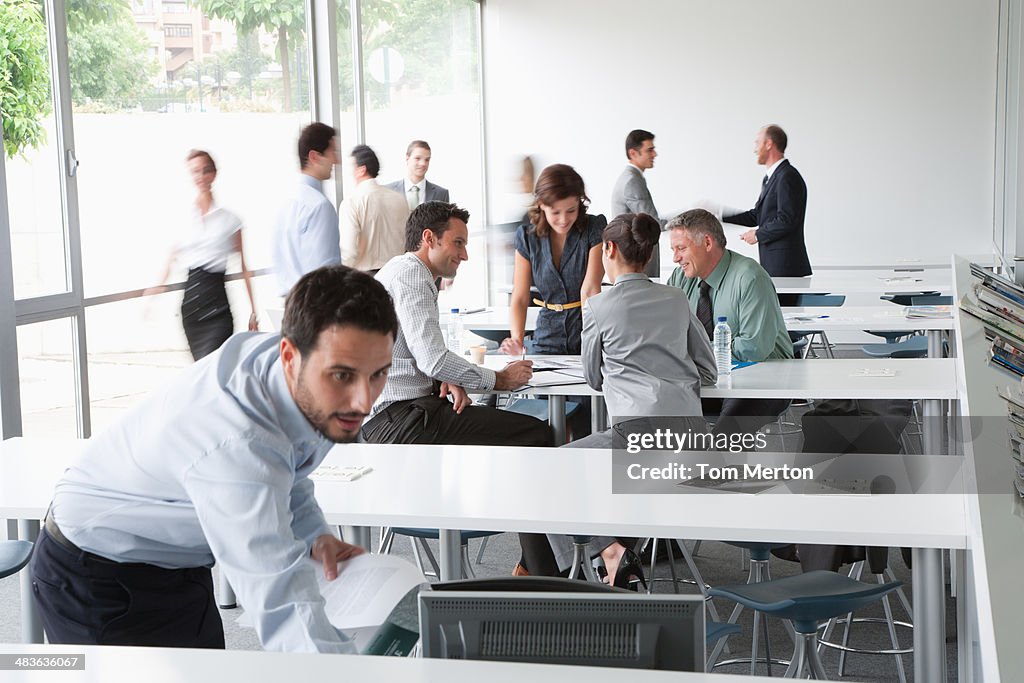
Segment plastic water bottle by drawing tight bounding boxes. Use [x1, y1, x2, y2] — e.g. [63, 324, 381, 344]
[447, 308, 463, 354]
[714, 316, 732, 377]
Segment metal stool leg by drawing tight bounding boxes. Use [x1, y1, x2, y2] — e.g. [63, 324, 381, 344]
[474, 536, 489, 564]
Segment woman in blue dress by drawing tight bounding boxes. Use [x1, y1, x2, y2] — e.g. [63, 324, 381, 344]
[500, 164, 606, 577]
[501, 163, 606, 359]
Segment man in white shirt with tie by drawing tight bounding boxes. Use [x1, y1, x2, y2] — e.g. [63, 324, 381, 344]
[385, 140, 450, 210]
[339, 144, 410, 273]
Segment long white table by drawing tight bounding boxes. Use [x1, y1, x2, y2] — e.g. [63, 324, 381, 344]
[482, 356, 957, 446]
[771, 272, 952, 295]
[0, 643, 750, 682]
[0, 437, 966, 683]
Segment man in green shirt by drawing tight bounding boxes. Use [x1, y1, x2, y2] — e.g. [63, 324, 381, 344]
[665, 208, 792, 435]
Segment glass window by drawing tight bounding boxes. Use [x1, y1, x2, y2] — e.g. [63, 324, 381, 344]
[355, 0, 485, 307]
[17, 319, 79, 438]
[79, 1, 313, 298]
[4, 2, 68, 300]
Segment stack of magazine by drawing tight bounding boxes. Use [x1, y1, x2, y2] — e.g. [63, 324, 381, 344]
[996, 384, 1024, 498]
[959, 263, 1024, 376]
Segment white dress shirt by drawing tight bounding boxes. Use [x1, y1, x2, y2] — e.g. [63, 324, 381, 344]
[765, 157, 786, 182]
[339, 179, 410, 271]
[372, 253, 496, 416]
[51, 332, 353, 654]
[404, 179, 426, 209]
[271, 174, 341, 295]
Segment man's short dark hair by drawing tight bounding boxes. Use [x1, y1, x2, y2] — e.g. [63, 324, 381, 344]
[350, 144, 380, 178]
[406, 140, 430, 156]
[764, 124, 788, 153]
[282, 265, 398, 356]
[405, 201, 470, 251]
[625, 129, 655, 159]
[298, 122, 336, 169]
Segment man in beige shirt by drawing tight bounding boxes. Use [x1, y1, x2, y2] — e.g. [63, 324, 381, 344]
[339, 145, 410, 272]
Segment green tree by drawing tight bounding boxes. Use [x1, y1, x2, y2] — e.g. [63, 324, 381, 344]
[193, 0, 305, 112]
[67, 10, 155, 109]
[0, 0, 50, 159]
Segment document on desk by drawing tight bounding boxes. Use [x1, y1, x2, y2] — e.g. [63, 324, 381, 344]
[526, 370, 587, 387]
[236, 554, 426, 654]
[529, 357, 582, 371]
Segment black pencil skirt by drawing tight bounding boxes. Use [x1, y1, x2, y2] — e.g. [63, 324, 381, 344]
[181, 267, 233, 360]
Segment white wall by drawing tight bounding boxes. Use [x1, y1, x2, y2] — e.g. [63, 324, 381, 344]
[482, 0, 998, 269]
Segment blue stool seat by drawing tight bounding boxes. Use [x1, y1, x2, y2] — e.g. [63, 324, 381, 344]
[391, 528, 499, 543]
[709, 570, 903, 635]
[0, 540, 33, 580]
[711, 570, 904, 678]
[862, 335, 929, 359]
[706, 620, 742, 646]
[724, 541, 790, 562]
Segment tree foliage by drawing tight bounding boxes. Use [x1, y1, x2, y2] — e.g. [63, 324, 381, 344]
[0, 0, 50, 159]
[68, 7, 155, 109]
[193, 0, 306, 111]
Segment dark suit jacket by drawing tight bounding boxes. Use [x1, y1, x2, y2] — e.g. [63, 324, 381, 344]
[723, 159, 811, 277]
[384, 179, 450, 203]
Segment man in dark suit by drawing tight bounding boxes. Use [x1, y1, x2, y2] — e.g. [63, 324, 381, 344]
[385, 140, 450, 210]
[723, 125, 811, 277]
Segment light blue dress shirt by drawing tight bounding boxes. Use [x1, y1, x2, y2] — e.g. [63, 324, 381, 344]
[51, 332, 353, 653]
[271, 174, 341, 296]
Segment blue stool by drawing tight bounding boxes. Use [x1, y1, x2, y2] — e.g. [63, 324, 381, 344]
[709, 542, 794, 675]
[709, 570, 903, 679]
[0, 540, 33, 579]
[379, 528, 499, 579]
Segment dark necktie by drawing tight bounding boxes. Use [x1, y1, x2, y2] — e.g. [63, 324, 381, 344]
[696, 281, 714, 340]
[757, 174, 769, 202]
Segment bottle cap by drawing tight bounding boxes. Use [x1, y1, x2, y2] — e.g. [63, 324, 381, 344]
[717, 316, 727, 322]
[451, 308, 459, 313]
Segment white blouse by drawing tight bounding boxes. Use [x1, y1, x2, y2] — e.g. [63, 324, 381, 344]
[178, 202, 242, 273]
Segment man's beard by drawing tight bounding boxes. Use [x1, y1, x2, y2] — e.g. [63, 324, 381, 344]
[294, 376, 366, 444]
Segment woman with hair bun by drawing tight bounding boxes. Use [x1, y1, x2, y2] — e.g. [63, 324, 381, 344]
[543, 212, 718, 587]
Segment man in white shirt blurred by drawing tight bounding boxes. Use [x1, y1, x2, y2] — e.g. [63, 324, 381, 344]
[339, 144, 410, 273]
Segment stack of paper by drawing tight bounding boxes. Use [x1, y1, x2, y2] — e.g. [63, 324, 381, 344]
[960, 265, 1024, 377]
[904, 305, 952, 319]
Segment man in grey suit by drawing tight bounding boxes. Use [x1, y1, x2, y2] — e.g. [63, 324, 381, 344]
[610, 129, 662, 276]
[386, 140, 450, 210]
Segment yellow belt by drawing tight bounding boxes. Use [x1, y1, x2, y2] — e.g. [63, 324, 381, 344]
[533, 298, 582, 312]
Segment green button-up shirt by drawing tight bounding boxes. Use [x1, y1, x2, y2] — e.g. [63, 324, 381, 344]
[666, 249, 793, 362]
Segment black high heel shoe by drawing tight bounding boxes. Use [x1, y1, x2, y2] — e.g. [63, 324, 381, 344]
[611, 548, 647, 591]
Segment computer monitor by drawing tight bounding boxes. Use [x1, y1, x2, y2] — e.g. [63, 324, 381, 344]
[418, 589, 705, 672]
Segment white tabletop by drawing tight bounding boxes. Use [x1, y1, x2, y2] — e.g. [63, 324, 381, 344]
[771, 272, 952, 295]
[480, 356, 957, 401]
[782, 306, 954, 332]
[0, 438, 966, 550]
[0, 644, 748, 683]
[447, 305, 953, 333]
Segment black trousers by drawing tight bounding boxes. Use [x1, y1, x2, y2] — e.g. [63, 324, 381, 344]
[361, 395, 553, 446]
[30, 526, 225, 648]
[702, 397, 792, 437]
[181, 267, 233, 361]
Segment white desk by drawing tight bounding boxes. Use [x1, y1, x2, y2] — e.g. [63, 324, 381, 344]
[0, 643, 750, 682]
[0, 437, 966, 683]
[482, 356, 957, 447]
[771, 272, 952, 295]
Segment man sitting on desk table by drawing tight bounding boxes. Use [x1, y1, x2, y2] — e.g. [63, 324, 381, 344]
[32, 266, 393, 651]
[666, 208, 793, 435]
[363, 201, 552, 446]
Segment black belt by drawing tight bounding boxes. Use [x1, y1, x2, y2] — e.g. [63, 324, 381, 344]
[44, 515, 122, 565]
